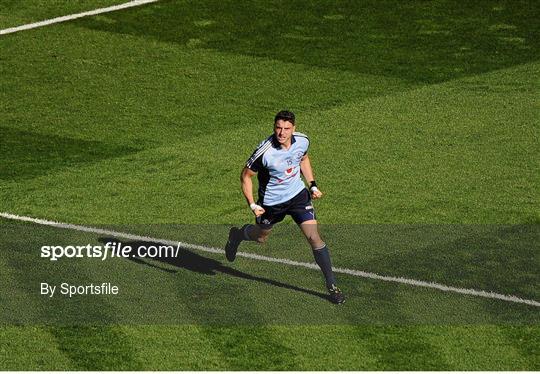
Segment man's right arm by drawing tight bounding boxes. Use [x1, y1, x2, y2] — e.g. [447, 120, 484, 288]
[240, 167, 265, 217]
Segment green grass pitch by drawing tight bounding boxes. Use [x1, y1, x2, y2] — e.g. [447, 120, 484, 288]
[0, 0, 539, 370]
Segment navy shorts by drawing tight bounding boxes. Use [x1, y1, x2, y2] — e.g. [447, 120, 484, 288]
[256, 188, 316, 228]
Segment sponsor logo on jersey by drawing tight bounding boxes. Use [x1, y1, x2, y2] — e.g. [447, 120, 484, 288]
[276, 168, 298, 183]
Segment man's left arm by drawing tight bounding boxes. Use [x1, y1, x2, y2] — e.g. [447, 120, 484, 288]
[300, 154, 323, 199]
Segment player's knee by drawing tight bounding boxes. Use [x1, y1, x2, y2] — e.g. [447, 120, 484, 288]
[307, 235, 324, 249]
[252, 224, 271, 244]
[256, 233, 270, 244]
[255, 230, 271, 244]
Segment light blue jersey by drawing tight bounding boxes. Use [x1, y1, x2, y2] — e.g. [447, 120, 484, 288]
[246, 132, 310, 206]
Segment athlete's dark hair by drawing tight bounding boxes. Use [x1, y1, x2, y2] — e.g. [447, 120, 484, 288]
[274, 110, 295, 125]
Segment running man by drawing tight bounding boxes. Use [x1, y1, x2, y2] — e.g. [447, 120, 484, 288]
[225, 110, 345, 304]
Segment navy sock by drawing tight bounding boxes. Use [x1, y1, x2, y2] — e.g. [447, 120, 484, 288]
[312, 245, 336, 289]
[241, 224, 255, 241]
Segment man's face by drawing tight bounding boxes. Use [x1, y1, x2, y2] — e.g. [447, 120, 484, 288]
[274, 120, 295, 146]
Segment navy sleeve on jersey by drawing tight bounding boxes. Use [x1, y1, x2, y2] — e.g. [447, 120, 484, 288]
[246, 136, 272, 172]
[246, 154, 263, 172]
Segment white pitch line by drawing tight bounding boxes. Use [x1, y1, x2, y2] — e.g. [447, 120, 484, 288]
[1, 211, 539, 308]
[0, 0, 159, 36]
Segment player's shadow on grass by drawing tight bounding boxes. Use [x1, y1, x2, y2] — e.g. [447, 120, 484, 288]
[98, 237, 328, 301]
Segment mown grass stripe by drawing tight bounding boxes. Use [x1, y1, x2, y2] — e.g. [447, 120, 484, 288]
[1, 211, 539, 308]
[0, 0, 159, 35]
[48, 326, 142, 370]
